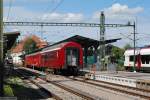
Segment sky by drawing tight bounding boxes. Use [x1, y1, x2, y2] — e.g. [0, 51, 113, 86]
[3, 0, 150, 48]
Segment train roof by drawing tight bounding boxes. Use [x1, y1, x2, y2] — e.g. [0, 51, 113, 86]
[140, 48, 150, 55]
[41, 41, 80, 53]
[42, 42, 66, 52]
[124, 49, 140, 56]
[125, 47, 150, 56]
[25, 50, 41, 57]
[25, 42, 80, 56]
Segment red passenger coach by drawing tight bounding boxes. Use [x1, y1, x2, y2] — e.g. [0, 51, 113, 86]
[25, 42, 83, 75]
[25, 52, 42, 67]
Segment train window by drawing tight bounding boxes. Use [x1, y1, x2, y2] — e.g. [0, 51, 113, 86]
[129, 56, 134, 62]
[129, 55, 139, 62]
[42, 51, 58, 61]
[145, 55, 150, 64]
[42, 54, 48, 61]
[141, 55, 146, 64]
[141, 55, 150, 64]
[66, 48, 79, 66]
[147, 83, 150, 86]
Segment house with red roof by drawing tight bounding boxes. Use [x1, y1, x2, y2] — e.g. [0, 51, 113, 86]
[11, 35, 48, 66]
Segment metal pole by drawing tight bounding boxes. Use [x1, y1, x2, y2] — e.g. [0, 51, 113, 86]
[41, 25, 43, 40]
[0, 0, 4, 96]
[100, 11, 105, 70]
[133, 22, 136, 72]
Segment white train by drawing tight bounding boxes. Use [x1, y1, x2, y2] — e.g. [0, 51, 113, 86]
[124, 47, 150, 72]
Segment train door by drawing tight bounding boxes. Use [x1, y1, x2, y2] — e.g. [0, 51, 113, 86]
[136, 54, 141, 70]
[66, 48, 79, 67]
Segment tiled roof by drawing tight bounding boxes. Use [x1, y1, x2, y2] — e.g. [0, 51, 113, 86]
[11, 35, 48, 53]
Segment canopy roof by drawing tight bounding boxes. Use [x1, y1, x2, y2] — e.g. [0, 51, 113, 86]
[4, 31, 20, 50]
[51, 35, 121, 48]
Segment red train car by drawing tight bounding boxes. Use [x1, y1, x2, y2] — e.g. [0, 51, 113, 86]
[25, 42, 83, 74]
[25, 52, 42, 67]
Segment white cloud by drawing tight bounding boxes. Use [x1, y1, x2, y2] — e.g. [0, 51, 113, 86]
[4, 2, 148, 48]
[4, 5, 84, 22]
[91, 3, 147, 47]
[106, 3, 143, 15]
[42, 12, 84, 22]
[93, 3, 144, 20]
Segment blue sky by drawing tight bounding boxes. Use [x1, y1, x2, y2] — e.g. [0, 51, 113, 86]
[3, 0, 150, 48]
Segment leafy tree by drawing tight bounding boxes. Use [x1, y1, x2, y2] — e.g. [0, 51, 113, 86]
[23, 38, 38, 54]
[124, 43, 132, 50]
[112, 46, 124, 59]
[111, 46, 125, 70]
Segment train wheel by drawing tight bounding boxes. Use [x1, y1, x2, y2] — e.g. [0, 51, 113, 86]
[66, 67, 74, 76]
[60, 69, 68, 76]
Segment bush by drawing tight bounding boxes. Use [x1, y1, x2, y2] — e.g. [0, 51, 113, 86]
[4, 85, 14, 96]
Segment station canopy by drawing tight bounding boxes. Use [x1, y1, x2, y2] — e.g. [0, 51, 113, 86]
[4, 31, 20, 50]
[51, 35, 121, 48]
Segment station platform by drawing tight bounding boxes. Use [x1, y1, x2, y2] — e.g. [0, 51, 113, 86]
[83, 69, 150, 80]
[82, 69, 150, 90]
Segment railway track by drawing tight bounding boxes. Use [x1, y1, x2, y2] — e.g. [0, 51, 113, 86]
[14, 68, 97, 100]
[14, 68, 62, 100]
[47, 80, 98, 100]
[16, 67, 150, 99]
[68, 76, 150, 100]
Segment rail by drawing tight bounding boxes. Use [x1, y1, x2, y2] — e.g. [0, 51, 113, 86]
[16, 67, 150, 99]
[69, 76, 150, 99]
[47, 80, 97, 100]
[14, 68, 63, 100]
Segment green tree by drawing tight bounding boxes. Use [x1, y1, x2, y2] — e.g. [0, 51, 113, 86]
[112, 46, 125, 70]
[23, 38, 38, 54]
[124, 43, 132, 50]
[112, 46, 124, 59]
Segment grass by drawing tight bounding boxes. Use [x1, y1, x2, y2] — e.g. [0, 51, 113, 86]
[4, 85, 14, 96]
[4, 76, 22, 97]
[4, 76, 44, 99]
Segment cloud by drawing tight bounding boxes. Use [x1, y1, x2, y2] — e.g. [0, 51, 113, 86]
[4, 2, 148, 48]
[4, 4, 84, 22]
[42, 12, 84, 22]
[91, 3, 147, 48]
[93, 3, 144, 20]
[106, 3, 143, 15]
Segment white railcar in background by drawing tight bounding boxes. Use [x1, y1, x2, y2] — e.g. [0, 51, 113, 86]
[124, 47, 150, 72]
